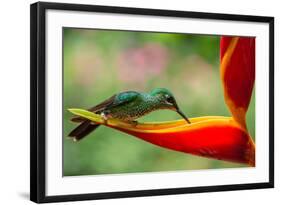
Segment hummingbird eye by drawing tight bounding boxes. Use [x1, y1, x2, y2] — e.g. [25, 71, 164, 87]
[165, 95, 174, 104]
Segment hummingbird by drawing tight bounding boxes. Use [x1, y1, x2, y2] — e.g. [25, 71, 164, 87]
[68, 88, 190, 141]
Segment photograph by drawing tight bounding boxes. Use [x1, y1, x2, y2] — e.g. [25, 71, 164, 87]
[30, 2, 273, 202]
[63, 28, 256, 176]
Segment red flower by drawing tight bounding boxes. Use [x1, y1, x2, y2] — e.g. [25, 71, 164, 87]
[220, 37, 255, 129]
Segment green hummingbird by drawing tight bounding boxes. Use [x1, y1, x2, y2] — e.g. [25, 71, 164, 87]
[68, 88, 190, 141]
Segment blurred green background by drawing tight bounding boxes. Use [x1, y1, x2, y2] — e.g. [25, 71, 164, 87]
[63, 28, 255, 176]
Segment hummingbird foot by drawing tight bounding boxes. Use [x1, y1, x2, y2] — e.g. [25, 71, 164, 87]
[101, 112, 109, 124]
[127, 120, 138, 127]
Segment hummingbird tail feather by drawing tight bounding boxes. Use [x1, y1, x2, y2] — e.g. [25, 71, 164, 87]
[68, 120, 100, 141]
[71, 116, 85, 123]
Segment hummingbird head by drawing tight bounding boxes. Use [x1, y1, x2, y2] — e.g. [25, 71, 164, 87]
[150, 88, 191, 123]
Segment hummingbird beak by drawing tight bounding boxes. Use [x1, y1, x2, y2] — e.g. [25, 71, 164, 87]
[176, 109, 191, 124]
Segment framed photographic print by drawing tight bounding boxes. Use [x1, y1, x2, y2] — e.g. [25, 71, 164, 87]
[30, 2, 274, 203]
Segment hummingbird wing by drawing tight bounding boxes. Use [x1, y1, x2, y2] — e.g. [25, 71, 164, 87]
[112, 91, 140, 108]
[71, 91, 140, 122]
[70, 94, 117, 122]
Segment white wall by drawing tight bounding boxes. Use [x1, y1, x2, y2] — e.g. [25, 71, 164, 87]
[0, 0, 279, 204]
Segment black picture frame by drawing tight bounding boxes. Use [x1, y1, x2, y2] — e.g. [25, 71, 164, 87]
[30, 2, 274, 203]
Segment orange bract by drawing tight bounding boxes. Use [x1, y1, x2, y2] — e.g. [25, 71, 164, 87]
[220, 36, 255, 129]
[112, 117, 255, 165]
